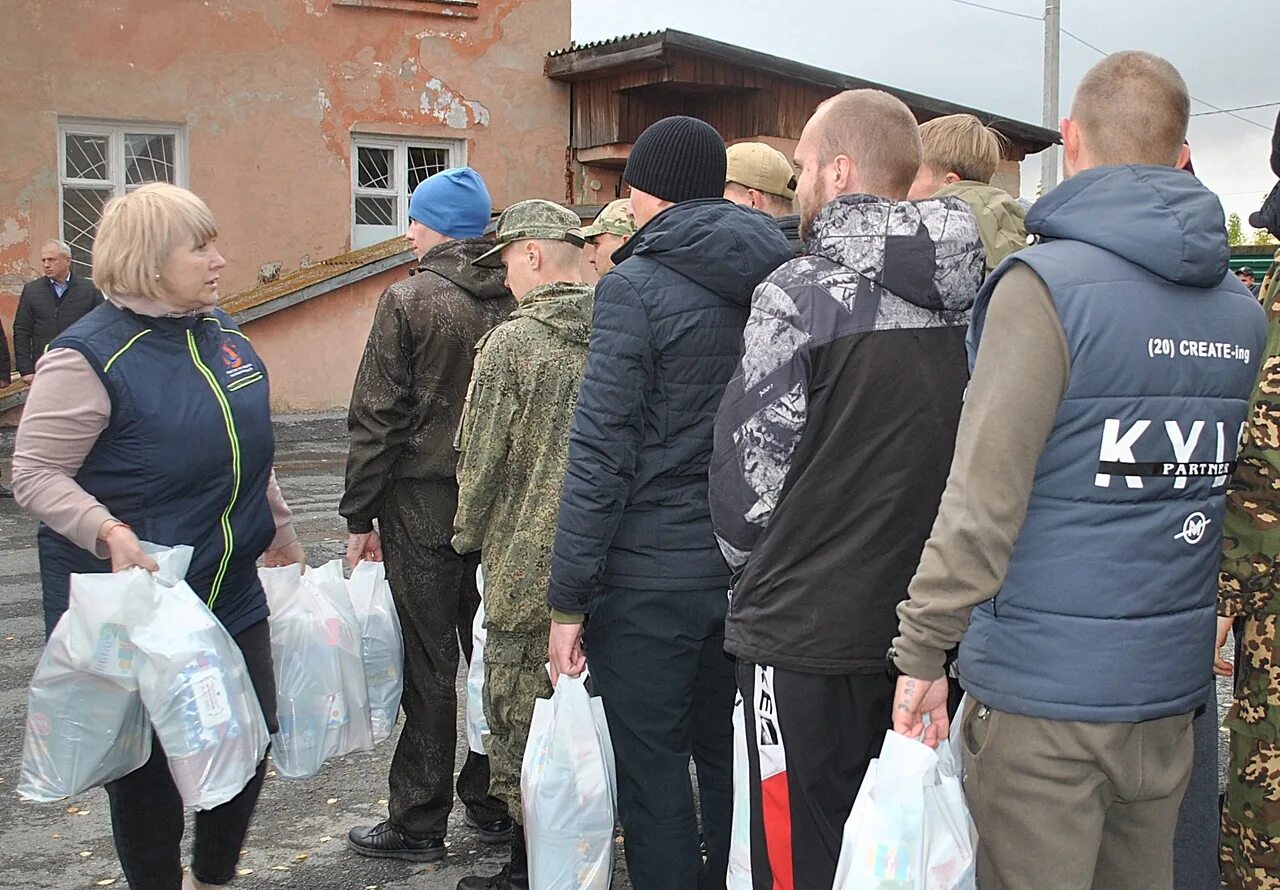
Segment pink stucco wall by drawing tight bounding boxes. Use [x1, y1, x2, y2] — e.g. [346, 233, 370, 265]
[241, 262, 410, 413]
[0, 0, 570, 323]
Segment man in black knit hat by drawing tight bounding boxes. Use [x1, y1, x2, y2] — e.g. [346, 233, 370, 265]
[546, 116, 793, 890]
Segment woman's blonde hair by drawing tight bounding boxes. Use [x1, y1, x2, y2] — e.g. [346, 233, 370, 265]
[92, 183, 218, 301]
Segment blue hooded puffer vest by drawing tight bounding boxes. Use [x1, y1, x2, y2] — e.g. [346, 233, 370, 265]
[958, 165, 1267, 723]
[37, 303, 276, 638]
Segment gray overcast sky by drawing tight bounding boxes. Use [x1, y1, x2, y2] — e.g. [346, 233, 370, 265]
[571, 0, 1277, 236]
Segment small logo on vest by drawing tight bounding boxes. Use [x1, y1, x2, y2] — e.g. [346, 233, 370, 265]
[1174, 512, 1211, 545]
[221, 342, 244, 370]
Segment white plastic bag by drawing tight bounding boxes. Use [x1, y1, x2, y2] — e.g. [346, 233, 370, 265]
[347, 560, 403, 744]
[727, 693, 753, 890]
[466, 578, 489, 755]
[130, 550, 270, 811]
[832, 718, 977, 890]
[522, 672, 616, 890]
[18, 570, 152, 802]
[262, 562, 373, 778]
[590, 692, 617, 811]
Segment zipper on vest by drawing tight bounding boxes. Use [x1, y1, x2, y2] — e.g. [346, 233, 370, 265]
[186, 330, 242, 611]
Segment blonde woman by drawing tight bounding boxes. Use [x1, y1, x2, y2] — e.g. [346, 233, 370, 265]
[13, 183, 301, 889]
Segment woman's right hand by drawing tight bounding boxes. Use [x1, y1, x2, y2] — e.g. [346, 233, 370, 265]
[99, 520, 159, 573]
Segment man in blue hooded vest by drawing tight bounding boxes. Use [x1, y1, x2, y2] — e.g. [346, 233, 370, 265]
[889, 51, 1267, 889]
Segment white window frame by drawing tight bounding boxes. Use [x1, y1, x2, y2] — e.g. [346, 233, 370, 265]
[351, 136, 466, 249]
[57, 119, 187, 273]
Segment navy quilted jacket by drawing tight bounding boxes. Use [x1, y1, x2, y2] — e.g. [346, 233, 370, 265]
[548, 199, 793, 612]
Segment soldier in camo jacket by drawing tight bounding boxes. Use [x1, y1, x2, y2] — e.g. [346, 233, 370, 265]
[453, 199, 592, 890]
[1220, 248, 1280, 889]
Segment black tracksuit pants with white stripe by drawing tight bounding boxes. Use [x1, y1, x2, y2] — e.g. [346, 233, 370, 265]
[736, 662, 895, 890]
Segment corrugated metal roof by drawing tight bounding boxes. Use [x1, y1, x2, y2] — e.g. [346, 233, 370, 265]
[547, 30, 664, 58]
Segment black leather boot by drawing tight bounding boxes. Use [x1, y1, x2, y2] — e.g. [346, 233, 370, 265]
[456, 824, 528, 890]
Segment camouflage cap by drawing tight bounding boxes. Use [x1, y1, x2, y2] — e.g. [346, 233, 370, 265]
[473, 199, 585, 267]
[726, 142, 797, 201]
[576, 198, 637, 240]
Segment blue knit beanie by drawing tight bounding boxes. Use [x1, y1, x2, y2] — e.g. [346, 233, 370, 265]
[407, 167, 492, 238]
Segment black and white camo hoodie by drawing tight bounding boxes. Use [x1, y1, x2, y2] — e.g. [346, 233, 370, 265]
[710, 193, 983, 674]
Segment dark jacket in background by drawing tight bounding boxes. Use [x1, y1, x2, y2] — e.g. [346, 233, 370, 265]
[1250, 109, 1280, 235]
[14, 273, 103, 376]
[341, 239, 514, 534]
[547, 199, 793, 615]
[775, 214, 803, 255]
[0, 318, 11, 383]
[1270, 108, 1280, 178]
[713, 195, 983, 674]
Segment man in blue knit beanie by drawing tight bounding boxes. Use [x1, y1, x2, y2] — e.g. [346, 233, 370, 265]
[407, 167, 492, 241]
[343, 166, 515, 862]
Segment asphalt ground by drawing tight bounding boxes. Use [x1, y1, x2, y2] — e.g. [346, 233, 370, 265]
[0, 414, 629, 890]
[0, 413, 1231, 889]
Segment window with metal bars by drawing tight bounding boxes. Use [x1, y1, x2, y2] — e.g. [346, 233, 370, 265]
[58, 121, 186, 276]
[352, 137, 465, 249]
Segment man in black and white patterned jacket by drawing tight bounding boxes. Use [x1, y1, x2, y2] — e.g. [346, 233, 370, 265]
[708, 89, 983, 889]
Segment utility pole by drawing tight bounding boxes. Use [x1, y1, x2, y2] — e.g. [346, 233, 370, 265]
[1041, 0, 1061, 195]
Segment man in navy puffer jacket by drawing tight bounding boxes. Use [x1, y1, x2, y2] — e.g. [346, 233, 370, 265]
[546, 116, 792, 890]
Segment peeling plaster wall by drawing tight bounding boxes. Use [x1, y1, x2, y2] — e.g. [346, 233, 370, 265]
[0, 0, 570, 314]
[240, 264, 409, 412]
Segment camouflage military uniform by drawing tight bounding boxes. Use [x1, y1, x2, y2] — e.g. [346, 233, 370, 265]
[454, 201, 593, 817]
[1221, 272, 1280, 888]
[454, 279, 593, 633]
[1260, 249, 1280, 308]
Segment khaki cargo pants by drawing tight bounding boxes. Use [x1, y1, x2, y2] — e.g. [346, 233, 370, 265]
[959, 696, 1194, 890]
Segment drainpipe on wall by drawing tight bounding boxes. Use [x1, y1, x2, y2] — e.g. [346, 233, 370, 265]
[564, 81, 577, 204]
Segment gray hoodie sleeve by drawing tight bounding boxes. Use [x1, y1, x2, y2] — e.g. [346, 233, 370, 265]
[893, 263, 1070, 680]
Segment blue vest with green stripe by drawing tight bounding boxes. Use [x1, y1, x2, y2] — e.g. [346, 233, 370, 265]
[37, 303, 276, 637]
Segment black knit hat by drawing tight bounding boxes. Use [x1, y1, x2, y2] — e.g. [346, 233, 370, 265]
[623, 116, 727, 204]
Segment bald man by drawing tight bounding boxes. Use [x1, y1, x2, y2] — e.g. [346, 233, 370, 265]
[891, 51, 1266, 889]
[709, 89, 983, 889]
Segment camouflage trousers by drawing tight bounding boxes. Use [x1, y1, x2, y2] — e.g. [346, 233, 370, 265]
[1223, 729, 1280, 888]
[483, 630, 553, 820]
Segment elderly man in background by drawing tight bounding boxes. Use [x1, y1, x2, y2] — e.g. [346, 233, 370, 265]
[15, 239, 103, 384]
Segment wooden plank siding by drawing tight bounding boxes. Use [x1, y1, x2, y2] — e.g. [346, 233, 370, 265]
[570, 50, 1034, 160]
[554, 32, 1056, 164]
